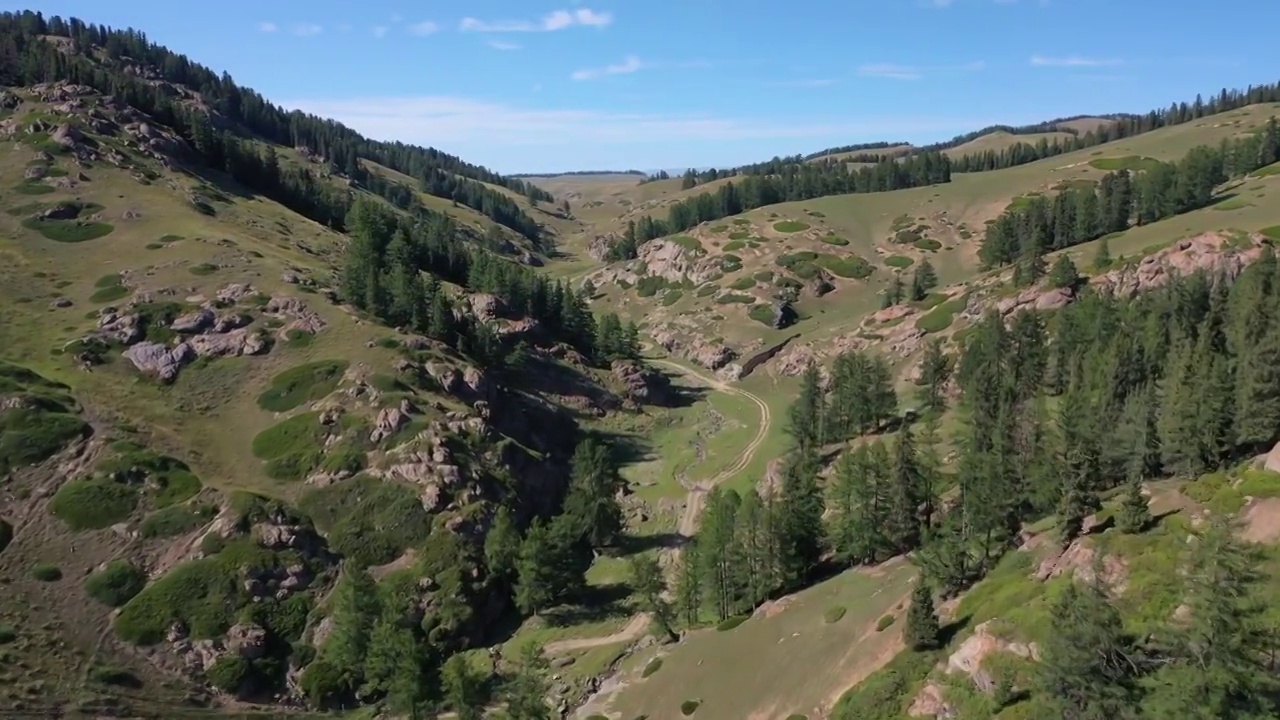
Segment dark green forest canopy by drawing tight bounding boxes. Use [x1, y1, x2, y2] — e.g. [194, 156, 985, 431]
[0, 10, 550, 241]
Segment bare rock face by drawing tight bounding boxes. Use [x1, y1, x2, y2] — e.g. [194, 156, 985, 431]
[908, 682, 956, 719]
[266, 295, 327, 335]
[50, 122, 84, 149]
[123, 341, 194, 383]
[945, 620, 1041, 694]
[611, 360, 671, 406]
[994, 285, 1075, 317]
[1092, 232, 1267, 298]
[586, 234, 621, 261]
[216, 283, 258, 305]
[467, 293, 507, 321]
[652, 329, 738, 371]
[1034, 537, 1129, 595]
[226, 623, 268, 660]
[370, 407, 409, 444]
[170, 307, 215, 333]
[636, 237, 721, 285]
[187, 329, 268, 358]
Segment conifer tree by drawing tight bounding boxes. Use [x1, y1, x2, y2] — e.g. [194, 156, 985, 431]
[886, 427, 926, 553]
[1234, 322, 1280, 449]
[1039, 581, 1138, 720]
[1049, 253, 1080, 289]
[505, 643, 552, 720]
[910, 258, 938, 301]
[484, 505, 521, 583]
[675, 541, 703, 626]
[905, 581, 941, 651]
[1092, 236, 1113, 271]
[828, 444, 887, 565]
[630, 555, 677, 640]
[918, 339, 951, 414]
[776, 447, 825, 588]
[788, 364, 825, 449]
[1116, 477, 1151, 534]
[560, 438, 624, 549]
[442, 655, 487, 720]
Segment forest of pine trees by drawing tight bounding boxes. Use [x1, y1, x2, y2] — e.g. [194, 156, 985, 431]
[670, 249, 1280, 707]
[0, 11, 551, 240]
[980, 119, 1280, 274]
[340, 197, 638, 367]
[627, 152, 952, 246]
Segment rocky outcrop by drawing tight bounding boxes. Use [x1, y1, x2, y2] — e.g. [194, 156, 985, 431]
[123, 341, 194, 383]
[170, 307, 215, 333]
[634, 237, 720, 285]
[586, 234, 621, 261]
[94, 308, 143, 345]
[993, 285, 1075, 317]
[1033, 537, 1129, 595]
[770, 300, 798, 329]
[226, 623, 268, 660]
[1093, 232, 1267, 298]
[611, 360, 671, 406]
[651, 329, 737, 371]
[944, 620, 1040, 693]
[266, 295, 327, 335]
[370, 405, 410, 444]
[467, 293, 507, 321]
[805, 270, 835, 298]
[186, 329, 268, 358]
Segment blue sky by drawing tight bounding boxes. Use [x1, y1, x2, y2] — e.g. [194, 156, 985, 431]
[14, 0, 1280, 173]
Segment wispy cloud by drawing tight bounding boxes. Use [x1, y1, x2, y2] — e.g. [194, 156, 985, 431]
[1029, 54, 1122, 67]
[372, 25, 389, 38]
[571, 55, 644, 81]
[292, 23, 323, 37]
[460, 8, 613, 33]
[769, 78, 838, 88]
[857, 61, 984, 80]
[487, 40, 523, 51]
[922, 0, 955, 7]
[280, 95, 1002, 150]
[257, 21, 278, 33]
[407, 21, 439, 36]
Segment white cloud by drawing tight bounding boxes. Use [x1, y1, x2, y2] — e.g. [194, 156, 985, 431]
[460, 8, 613, 32]
[1030, 54, 1122, 67]
[372, 25, 389, 38]
[279, 95, 1003, 151]
[408, 21, 439, 36]
[487, 40, 523, 51]
[292, 23, 323, 37]
[857, 60, 985, 80]
[571, 55, 644, 81]
[258, 21, 278, 33]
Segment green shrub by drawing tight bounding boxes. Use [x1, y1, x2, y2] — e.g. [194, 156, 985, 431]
[15, 180, 54, 195]
[668, 235, 704, 254]
[642, 657, 664, 678]
[772, 220, 810, 233]
[0, 518, 11, 554]
[681, 699, 701, 715]
[728, 230, 751, 240]
[140, 503, 216, 538]
[729, 276, 755, 290]
[787, 715, 808, 720]
[710, 224, 728, 233]
[50, 477, 138, 530]
[21, 216, 114, 242]
[913, 238, 942, 252]
[696, 283, 719, 297]
[318, 443, 368, 475]
[252, 412, 326, 480]
[257, 361, 348, 412]
[1236, 469, 1280, 498]
[89, 284, 129, 303]
[723, 240, 746, 252]
[0, 405, 91, 475]
[1088, 155, 1162, 172]
[732, 218, 750, 225]
[86, 561, 148, 607]
[284, 328, 314, 348]
[299, 475, 429, 568]
[661, 290, 684, 307]
[748, 304, 776, 326]
[636, 275, 668, 297]
[915, 295, 967, 333]
[776, 251, 818, 269]
[876, 614, 895, 631]
[715, 292, 754, 305]
[885, 255, 914, 268]
[94, 273, 122, 288]
[894, 229, 922, 244]
[716, 615, 748, 631]
[753, 270, 774, 282]
[97, 442, 201, 508]
[820, 235, 849, 246]
[207, 655, 251, 693]
[0, 626, 15, 644]
[817, 254, 874, 279]
[1261, 225, 1280, 241]
[188, 263, 218, 276]
[824, 606, 847, 624]
[32, 563, 62, 581]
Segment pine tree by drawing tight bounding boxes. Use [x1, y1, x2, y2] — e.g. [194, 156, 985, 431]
[883, 273, 905, 308]
[442, 655, 487, 720]
[1092, 236, 1113, 271]
[828, 444, 887, 565]
[910, 259, 937, 301]
[776, 447, 825, 588]
[1039, 581, 1138, 720]
[904, 581, 941, 650]
[788, 364, 825, 449]
[321, 567, 379, 693]
[886, 427, 925, 553]
[1234, 322, 1280, 449]
[1116, 477, 1151, 534]
[918, 339, 951, 414]
[505, 643, 552, 720]
[362, 614, 427, 714]
[1049, 253, 1080, 289]
[560, 438, 624, 549]
[1142, 517, 1276, 719]
[675, 542, 703, 626]
[630, 555, 677, 640]
[484, 505, 521, 583]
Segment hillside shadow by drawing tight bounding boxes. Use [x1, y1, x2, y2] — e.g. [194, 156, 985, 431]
[615, 531, 686, 555]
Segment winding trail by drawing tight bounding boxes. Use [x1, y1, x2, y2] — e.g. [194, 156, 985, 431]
[545, 356, 772, 656]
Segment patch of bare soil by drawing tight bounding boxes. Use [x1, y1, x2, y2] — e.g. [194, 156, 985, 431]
[1240, 497, 1280, 544]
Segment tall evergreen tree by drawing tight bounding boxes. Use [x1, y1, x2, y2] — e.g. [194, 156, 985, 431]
[904, 581, 941, 651]
[1039, 581, 1138, 720]
[505, 643, 552, 720]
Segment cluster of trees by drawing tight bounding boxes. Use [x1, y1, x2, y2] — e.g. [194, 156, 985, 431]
[0, 11, 550, 240]
[342, 198, 624, 366]
[981, 120, 1280, 274]
[509, 169, 646, 179]
[683, 245, 1280, 637]
[882, 258, 939, 308]
[629, 152, 952, 245]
